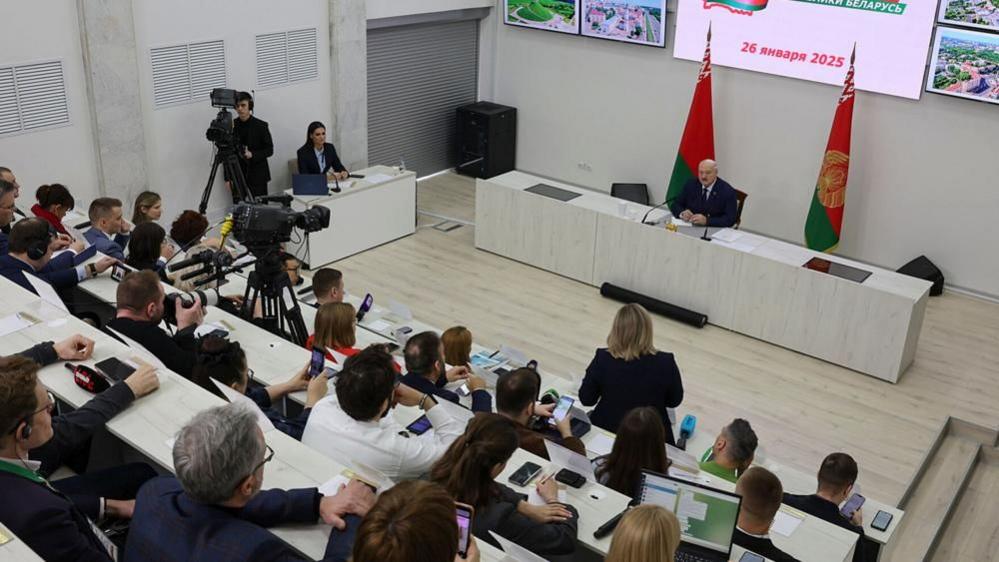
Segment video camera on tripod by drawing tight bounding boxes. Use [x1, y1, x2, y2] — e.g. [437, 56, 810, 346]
[199, 88, 253, 215]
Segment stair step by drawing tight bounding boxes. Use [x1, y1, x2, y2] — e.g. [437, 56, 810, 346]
[884, 435, 979, 562]
[930, 448, 999, 562]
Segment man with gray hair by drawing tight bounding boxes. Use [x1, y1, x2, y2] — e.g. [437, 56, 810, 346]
[698, 418, 758, 484]
[669, 159, 739, 227]
[124, 403, 375, 561]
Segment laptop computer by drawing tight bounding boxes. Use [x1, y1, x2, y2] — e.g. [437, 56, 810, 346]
[637, 470, 742, 562]
[292, 174, 328, 196]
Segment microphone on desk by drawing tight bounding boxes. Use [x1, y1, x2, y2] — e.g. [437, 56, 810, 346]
[700, 215, 712, 241]
[331, 172, 341, 193]
[641, 195, 682, 225]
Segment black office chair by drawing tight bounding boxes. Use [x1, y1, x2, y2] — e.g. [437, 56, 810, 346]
[610, 183, 650, 206]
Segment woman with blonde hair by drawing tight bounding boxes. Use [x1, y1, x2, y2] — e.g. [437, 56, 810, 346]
[578, 303, 684, 441]
[441, 325, 473, 367]
[605, 505, 682, 562]
[306, 302, 359, 361]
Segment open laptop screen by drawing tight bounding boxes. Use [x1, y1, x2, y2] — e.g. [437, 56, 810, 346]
[637, 470, 741, 554]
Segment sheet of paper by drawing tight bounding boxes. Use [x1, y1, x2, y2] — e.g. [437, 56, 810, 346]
[544, 439, 596, 481]
[711, 228, 743, 243]
[0, 525, 11, 545]
[670, 217, 693, 228]
[771, 508, 804, 537]
[499, 345, 528, 366]
[666, 444, 701, 475]
[363, 173, 394, 185]
[211, 378, 276, 432]
[0, 313, 35, 337]
[586, 431, 615, 457]
[24, 272, 68, 313]
[489, 531, 548, 562]
[366, 318, 393, 332]
[527, 485, 567, 506]
[434, 398, 475, 424]
[318, 474, 351, 497]
[327, 179, 354, 190]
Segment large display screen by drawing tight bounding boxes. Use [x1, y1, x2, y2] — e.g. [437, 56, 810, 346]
[938, 0, 999, 33]
[505, 0, 580, 35]
[672, 0, 938, 99]
[581, 0, 668, 47]
[926, 26, 999, 105]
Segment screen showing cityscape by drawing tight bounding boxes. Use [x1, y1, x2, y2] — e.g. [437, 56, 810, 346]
[926, 26, 999, 105]
[581, 0, 667, 48]
[938, 0, 999, 33]
[504, 0, 580, 35]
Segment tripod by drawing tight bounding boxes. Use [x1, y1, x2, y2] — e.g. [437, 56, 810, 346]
[199, 132, 254, 215]
[240, 248, 309, 346]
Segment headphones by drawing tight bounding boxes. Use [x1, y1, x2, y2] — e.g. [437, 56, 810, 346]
[5, 417, 32, 441]
[25, 224, 56, 260]
[239, 91, 254, 111]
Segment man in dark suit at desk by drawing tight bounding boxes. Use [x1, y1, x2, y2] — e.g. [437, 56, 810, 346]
[733, 467, 801, 562]
[124, 402, 375, 562]
[784, 453, 870, 562]
[0, 218, 113, 296]
[230, 91, 274, 199]
[669, 159, 738, 227]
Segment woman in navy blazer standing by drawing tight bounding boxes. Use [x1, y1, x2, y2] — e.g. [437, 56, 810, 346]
[296, 121, 348, 180]
[578, 303, 684, 444]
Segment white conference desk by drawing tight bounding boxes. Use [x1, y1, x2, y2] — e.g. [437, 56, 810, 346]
[285, 165, 416, 268]
[475, 171, 931, 383]
[0, 522, 42, 562]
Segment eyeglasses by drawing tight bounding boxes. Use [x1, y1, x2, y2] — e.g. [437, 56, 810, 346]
[246, 368, 255, 383]
[33, 392, 56, 417]
[252, 445, 274, 474]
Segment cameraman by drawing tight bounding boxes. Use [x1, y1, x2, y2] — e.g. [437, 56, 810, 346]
[227, 91, 273, 199]
[107, 270, 204, 379]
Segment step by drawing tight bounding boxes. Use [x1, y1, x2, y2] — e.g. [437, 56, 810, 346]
[883, 430, 980, 562]
[930, 445, 999, 562]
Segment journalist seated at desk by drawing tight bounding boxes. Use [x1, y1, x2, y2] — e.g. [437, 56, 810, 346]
[31, 183, 76, 236]
[312, 267, 346, 305]
[402, 331, 492, 413]
[83, 198, 131, 262]
[0, 355, 159, 561]
[125, 222, 175, 279]
[606, 505, 682, 562]
[107, 270, 204, 378]
[297, 121, 348, 181]
[303, 345, 465, 480]
[0, 218, 114, 298]
[578, 303, 684, 441]
[495, 366, 585, 460]
[124, 402, 375, 562]
[784, 452, 870, 562]
[698, 418, 759, 484]
[593, 407, 672, 496]
[734, 467, 801, 562]
[668, 159, 738, 228]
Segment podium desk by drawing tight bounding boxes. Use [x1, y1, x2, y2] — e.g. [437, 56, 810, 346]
[476, 172, 931, 383]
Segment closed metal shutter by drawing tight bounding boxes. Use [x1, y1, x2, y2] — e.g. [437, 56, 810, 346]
[367, 20, 479, 178]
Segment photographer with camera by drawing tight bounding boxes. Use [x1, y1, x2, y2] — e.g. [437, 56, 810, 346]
[107, 270, 204, 378]
[225, 92, 273, 199]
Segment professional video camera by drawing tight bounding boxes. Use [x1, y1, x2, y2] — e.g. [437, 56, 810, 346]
[229, 201, 330, 249]
[199, 88, 252, 214]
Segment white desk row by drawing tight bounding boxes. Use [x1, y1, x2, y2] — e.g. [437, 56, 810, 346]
[0, 522, 42, 562]
[475, 171, 932, 383]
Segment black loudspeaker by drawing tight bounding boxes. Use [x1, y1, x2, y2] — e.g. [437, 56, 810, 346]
[456, 102, 516, 179]
[897, 256, 944, 296]
[600, 283, 708, 328]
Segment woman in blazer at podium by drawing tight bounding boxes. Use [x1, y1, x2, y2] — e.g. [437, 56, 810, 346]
[296, 121, 348, 180]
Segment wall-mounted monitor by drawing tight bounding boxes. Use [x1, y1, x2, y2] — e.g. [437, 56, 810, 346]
[938, 0, 999, 33]
[504, 0, 580, 35]
[581, 0, 667, 48]
[926, 26, 999, 106]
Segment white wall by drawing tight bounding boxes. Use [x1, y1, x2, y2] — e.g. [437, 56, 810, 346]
[132, 0, 332, 220]
[486, 12, 999, 297]
[367, 0, 494, 20]
[0, 4, 101, 207]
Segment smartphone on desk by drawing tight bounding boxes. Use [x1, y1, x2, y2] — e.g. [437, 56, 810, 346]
[455, 502, 474, 558]
[94, 357, 135, 382]
[548, 395, 574, 427]
[739, 552, 766, 562]
[308, 347, 326, 378]
[508, 461, 542, 487]
[871, 510, 893, 531]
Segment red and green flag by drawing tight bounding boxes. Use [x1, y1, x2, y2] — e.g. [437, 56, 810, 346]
[804, 47, 857, 252]
[666, 26, 714, 203]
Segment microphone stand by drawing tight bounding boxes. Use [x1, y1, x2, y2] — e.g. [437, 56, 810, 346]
[641, 195, 681, 225]
[700, 215, 712, 241]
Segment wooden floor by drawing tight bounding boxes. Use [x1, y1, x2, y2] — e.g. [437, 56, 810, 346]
[332, 172, 999, 507]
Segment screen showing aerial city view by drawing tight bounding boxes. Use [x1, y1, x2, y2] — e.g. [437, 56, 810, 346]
[505, 0, 580, 35]
[926, 27, 999, 105]
[581, 0, 666, 47]
[939, 0, 999, 32]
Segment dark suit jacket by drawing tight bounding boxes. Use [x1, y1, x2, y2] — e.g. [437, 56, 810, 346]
[0, 230, 8, 255]
[669, 177, 739, 227]
[474, 484, 579, 556]
[106, 317, 198, 378]
[732, 529, 800, 562]
[578, 349, 684, 443]
[783, 493, 868, 562]
[233, 115, 274, 192]
[0, 253, 79, 294]
[0, 467, 113, 562]
[124, 476, 354, 562]
[83, 228, 129, 261]
[401, 371, 493, 413]
[296, 143, 347, 175]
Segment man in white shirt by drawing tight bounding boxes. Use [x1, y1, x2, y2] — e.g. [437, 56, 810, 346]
[302, 346, 464, 480]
